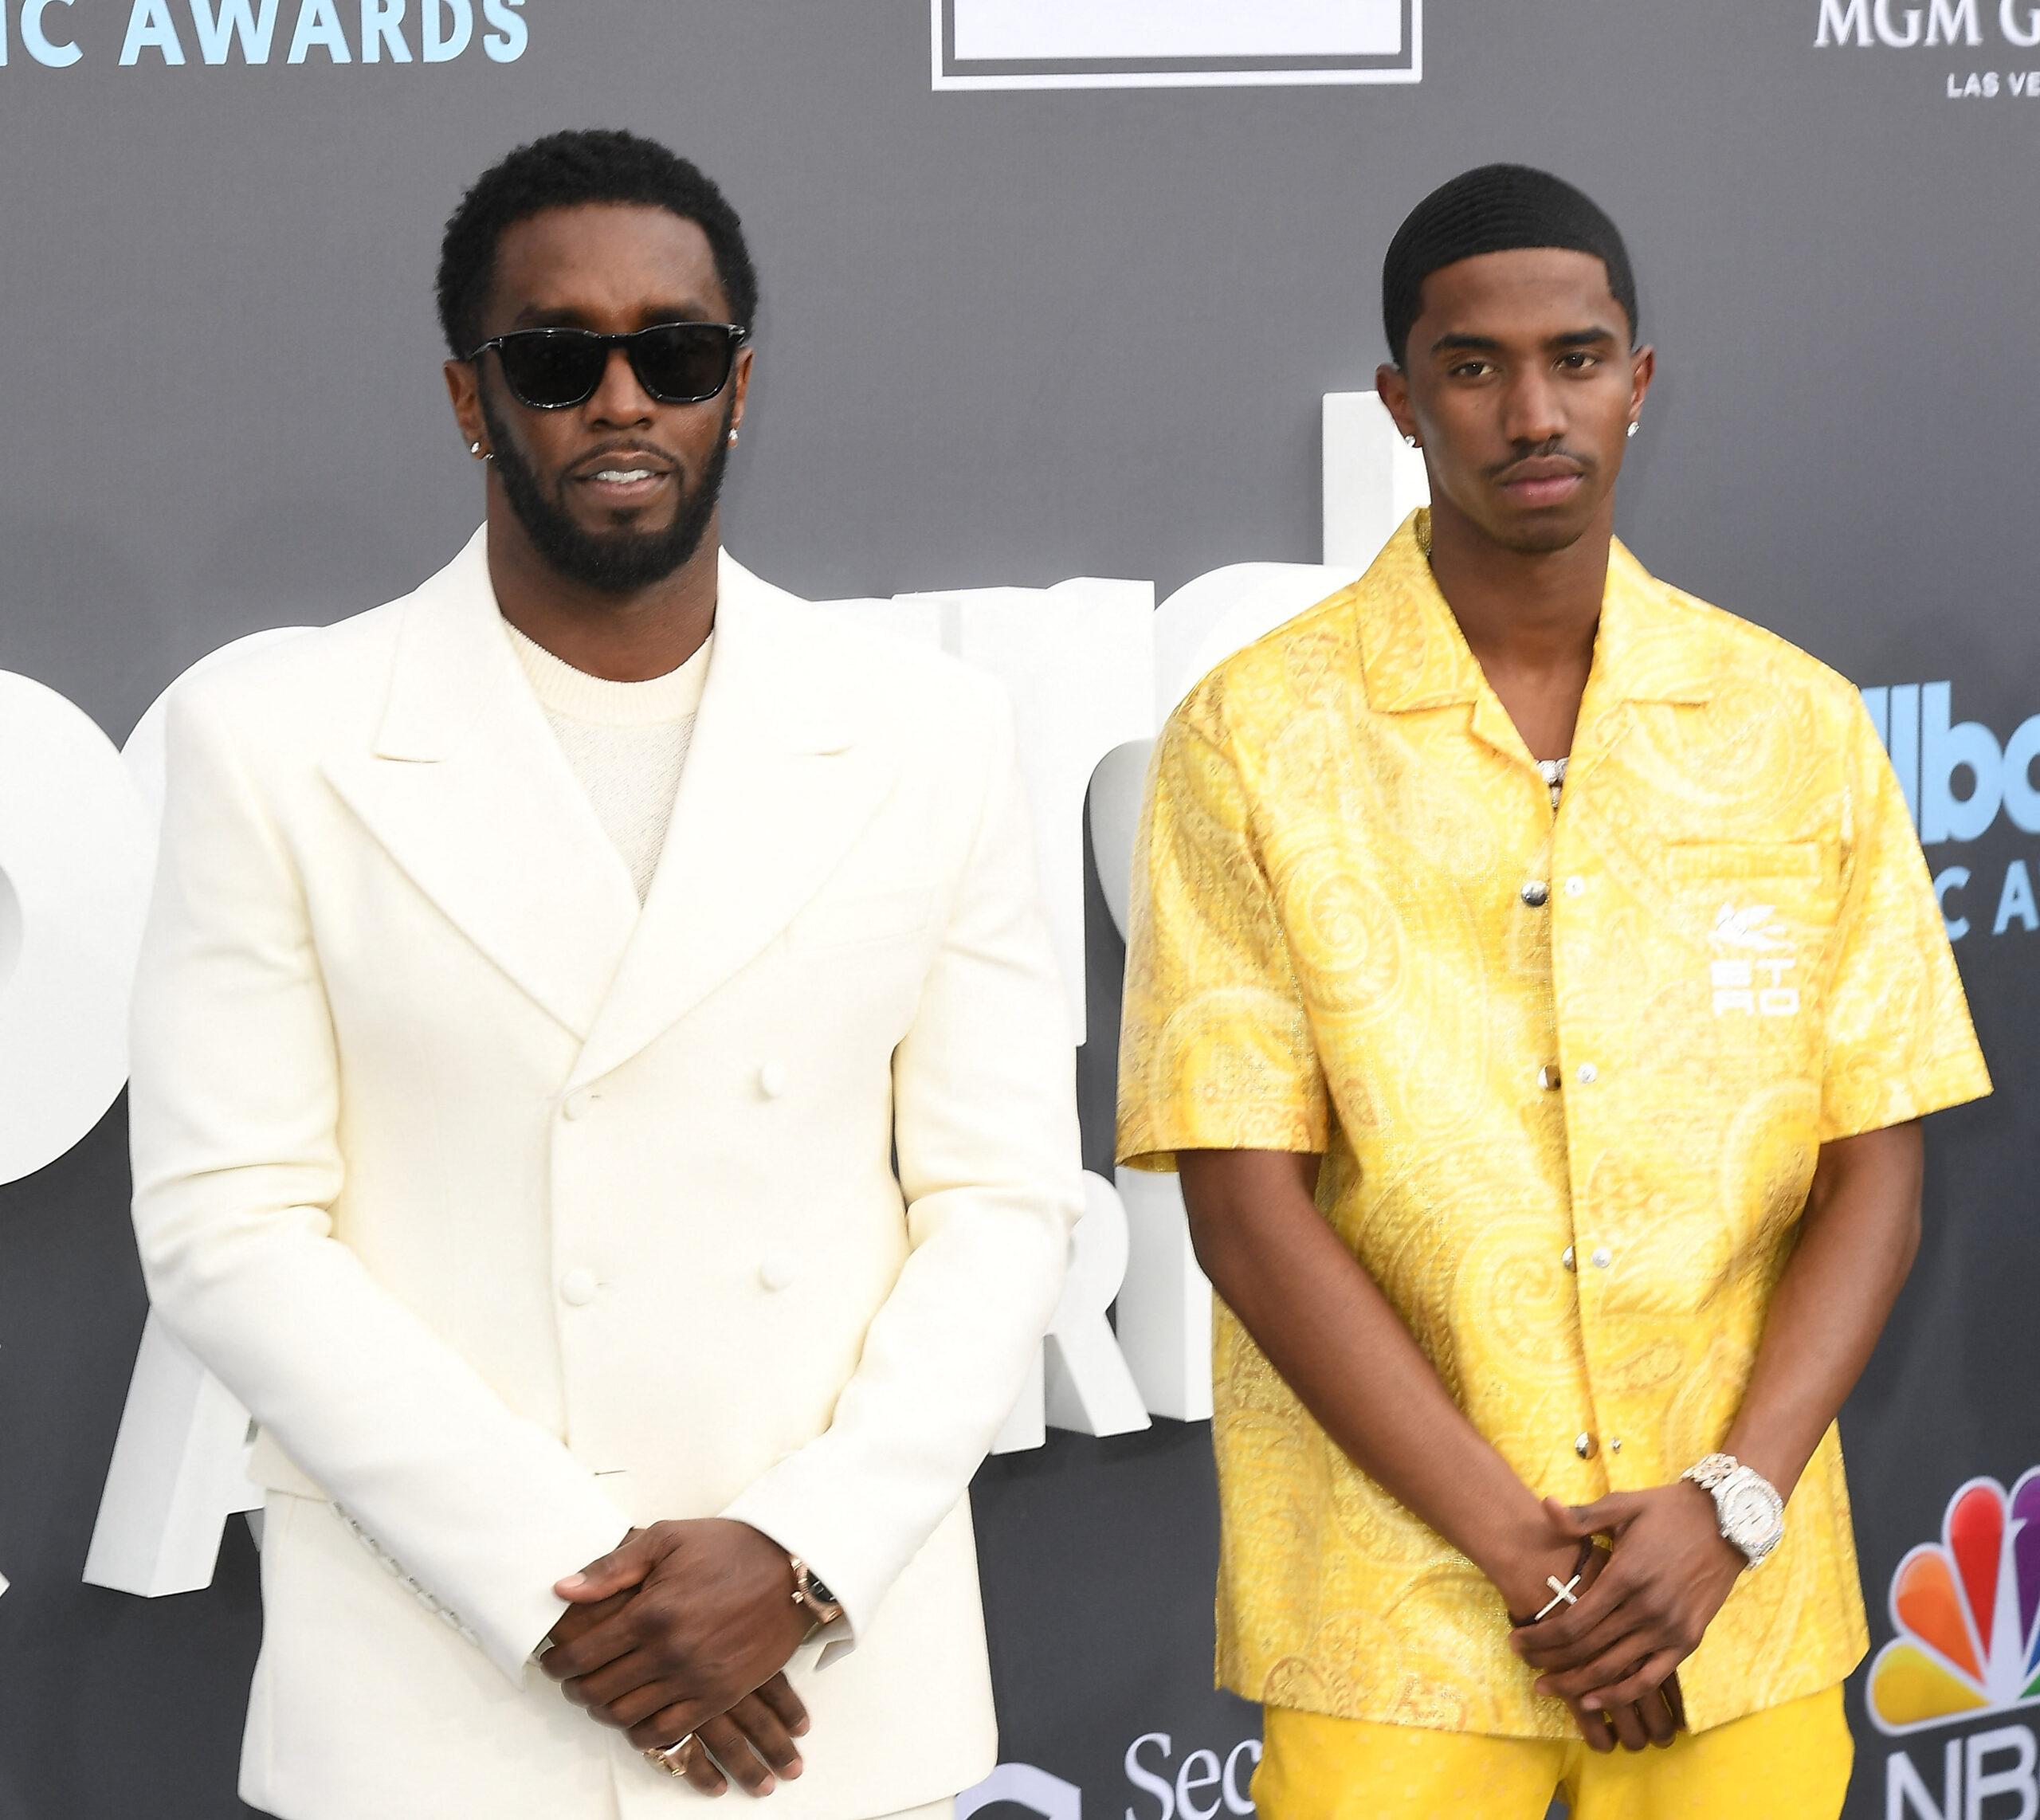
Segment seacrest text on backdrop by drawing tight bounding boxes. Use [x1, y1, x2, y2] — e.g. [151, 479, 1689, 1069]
[0, 6, 2034, 1818]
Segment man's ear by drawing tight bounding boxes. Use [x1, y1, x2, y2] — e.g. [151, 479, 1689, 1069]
[1628, 345, 1657, 423]
[727, 344, 754, 439]
[445, 359, 486, 453]
[1375, 363, 1418, 445]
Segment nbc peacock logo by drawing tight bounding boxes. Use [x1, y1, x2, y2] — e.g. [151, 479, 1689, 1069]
[1869, 1472, 2040, 1735]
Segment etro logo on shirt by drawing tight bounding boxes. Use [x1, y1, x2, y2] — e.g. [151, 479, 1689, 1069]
[1709, 904, 1802, 1018]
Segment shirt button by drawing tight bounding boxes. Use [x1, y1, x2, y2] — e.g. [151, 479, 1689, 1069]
[1564, 877, 1587, 898]
[562, 1093, 591, 1121]
[559, 1268, 599, 1307]
[1538, 1065, 1563, 1091]
[759, 1252, 801, 1292]
[1561, 1245, 1576, 1273]
[1576, 1063, 1599, 1085]
[759, 1062, 789, 1099]
[1575, 1433, 1599, 1460]
[1591, 1246, 1612, 1269]
[1520, 881, 1550, 908]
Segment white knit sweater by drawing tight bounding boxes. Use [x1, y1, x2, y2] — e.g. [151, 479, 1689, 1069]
[505, 621, 713, 904]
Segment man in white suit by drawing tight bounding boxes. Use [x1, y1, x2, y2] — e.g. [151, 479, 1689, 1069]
[128, 129, 1084, 1820]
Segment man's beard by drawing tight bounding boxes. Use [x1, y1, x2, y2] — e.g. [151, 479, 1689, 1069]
[481, 394, 734, 597]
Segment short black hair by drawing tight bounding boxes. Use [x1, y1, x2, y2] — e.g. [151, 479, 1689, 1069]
[436, 128, 760, 358]
[1383, 163, 1636, 367]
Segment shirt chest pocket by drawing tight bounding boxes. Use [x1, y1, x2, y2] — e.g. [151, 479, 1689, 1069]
[1664, 838, 1844, 957]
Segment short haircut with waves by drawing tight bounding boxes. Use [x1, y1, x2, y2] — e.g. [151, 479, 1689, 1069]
[1382, 163, 1636, 367]
[436, 128, 760, 358]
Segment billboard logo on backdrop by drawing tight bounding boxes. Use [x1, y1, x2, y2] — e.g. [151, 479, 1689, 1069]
[1862, 681, 2040, 941]
[1811, 0, 2040, 100]
[1872, 1472, 2040, 1818]
[932, 0, 1421, 90]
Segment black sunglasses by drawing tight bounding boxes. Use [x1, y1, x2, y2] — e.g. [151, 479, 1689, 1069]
[467, 321, 749, 410]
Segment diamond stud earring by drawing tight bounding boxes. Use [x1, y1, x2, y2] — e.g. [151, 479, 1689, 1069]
[1626, 421, 1640, 439]
[1403, 434, 1418, 449]
[728, 430, 740, 448]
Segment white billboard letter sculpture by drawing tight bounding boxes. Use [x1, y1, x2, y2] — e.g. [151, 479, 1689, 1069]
[85, 630, 310, 1596]
[957, 1762, 1082, 1820]
[995, 1171, 1151, 1453]
[0, 673, 151, 1186]
[83, 1315, 264, 1594]
[1086, 740, 1214, 1423]
[0, 669, 149, 1598]
[1322, 389, 1429, 570]
[894, 579, 1155, 1028]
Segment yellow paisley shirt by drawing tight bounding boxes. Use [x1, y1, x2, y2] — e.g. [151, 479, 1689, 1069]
[1116, 511, 1990, 1739]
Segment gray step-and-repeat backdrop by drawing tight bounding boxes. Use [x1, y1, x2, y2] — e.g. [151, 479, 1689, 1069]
[2, 6, 2037, 1818]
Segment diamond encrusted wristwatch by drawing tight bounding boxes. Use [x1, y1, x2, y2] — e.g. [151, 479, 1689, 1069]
[1681, 1452, 1785, 1567]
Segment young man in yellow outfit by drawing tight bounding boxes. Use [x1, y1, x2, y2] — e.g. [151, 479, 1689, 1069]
[1116, 164, 1991, 1819]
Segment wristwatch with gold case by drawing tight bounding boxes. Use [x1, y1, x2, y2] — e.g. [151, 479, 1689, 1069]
[790, 1555, 845, 1632]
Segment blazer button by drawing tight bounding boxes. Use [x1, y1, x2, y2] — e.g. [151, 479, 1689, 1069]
[759, 1253, 800, 1292]
[559, 1268, 600, 1307]
[759, 1062, 789, 1099]
[1520, 881, 1550, 908]
[1575, 1432, 1599, 1460]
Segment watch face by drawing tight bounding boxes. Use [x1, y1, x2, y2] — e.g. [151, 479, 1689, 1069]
[806, 1574, 838, 1610]
[1719, 1472, 1783, 1557]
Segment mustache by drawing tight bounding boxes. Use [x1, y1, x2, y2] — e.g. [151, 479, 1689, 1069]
[1485, 444, 1596, 482]
[564, 439, 688, 483]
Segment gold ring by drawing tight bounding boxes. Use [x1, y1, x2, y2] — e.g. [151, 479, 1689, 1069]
[644, 1735, 695, 1778]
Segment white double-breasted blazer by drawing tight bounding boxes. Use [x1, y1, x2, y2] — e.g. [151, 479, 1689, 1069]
[128, 529, 1085, 1820]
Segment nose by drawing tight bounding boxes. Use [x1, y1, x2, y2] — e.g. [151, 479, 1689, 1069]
[1500, 365, 1567, 450]
[586, 345, 656, 426]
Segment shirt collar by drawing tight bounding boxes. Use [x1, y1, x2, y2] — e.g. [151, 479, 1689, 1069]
[1355, 509, 1716, 716]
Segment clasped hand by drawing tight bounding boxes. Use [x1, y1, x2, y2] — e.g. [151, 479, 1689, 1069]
[1508, 1486, 1745, 1753]
[541, 1519, 815, 1798]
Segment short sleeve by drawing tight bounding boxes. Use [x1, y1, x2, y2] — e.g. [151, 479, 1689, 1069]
[1818, 700, 1991, 1142]
[1115, 692, 1329, 1172]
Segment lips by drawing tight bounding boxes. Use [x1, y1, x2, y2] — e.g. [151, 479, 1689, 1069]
[570, 450, 675, 508]
[1497, 457, 1587, 508]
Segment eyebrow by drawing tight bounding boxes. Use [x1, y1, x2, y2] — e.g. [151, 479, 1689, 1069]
[508, 300, 720, 329]
[1429, 325, 1622, 356]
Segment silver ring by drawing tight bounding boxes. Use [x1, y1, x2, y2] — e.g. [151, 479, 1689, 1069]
[645, 1734, 695, 1778]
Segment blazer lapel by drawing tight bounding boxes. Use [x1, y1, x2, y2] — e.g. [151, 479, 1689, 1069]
[567, 553, 897, 1089]
[320, 528, 640, 1040]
